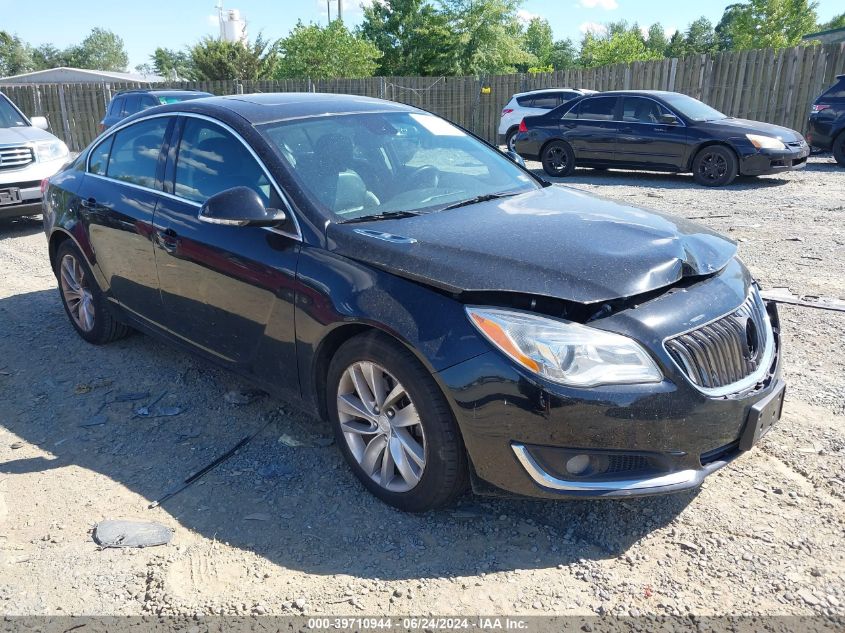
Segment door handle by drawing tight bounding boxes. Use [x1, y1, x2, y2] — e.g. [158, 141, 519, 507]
[80, 197, 96, 209]
[155, 228, 179, 253]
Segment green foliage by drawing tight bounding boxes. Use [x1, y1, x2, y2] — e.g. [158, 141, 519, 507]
[32, 44, 66, 70]
[716, 0, 819, 50]
[275, 21, 381, 79]
[438, 0, 535, 75]
[359, 0, 455, 76]
[0, 32, 34, 76]
[527, 64, 554, 73]
[549, 38, 578, 70]
[523, 17, 554, 66]
[644, 23, 668, 56]
[65, 28, 129, 71]
[685, 17, 718, 54]
[150, 48, 193, 80]
[578, 22, 663, 68]
[815, 12, 845, 32]
[189, 35, 277, 80]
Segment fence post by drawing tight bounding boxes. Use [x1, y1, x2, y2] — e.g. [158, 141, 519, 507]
[56, 84, 73, 149]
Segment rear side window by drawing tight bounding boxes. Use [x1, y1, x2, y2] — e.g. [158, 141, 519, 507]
[122, 95, 142, 116]
[174, 118, 271, 205]
[140, 96, 159, 111]
[575, 97, 617, 121]
[88, 136, 113, 175]
[108, 96, 125, 117]
[516, 95, 534, 107]
[106, 117, 169, 188]
[530, 95, 559, 109]
[820, 78, 845, 100]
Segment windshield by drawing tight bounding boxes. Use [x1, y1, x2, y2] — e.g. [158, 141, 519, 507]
[0, 95, 28, 128]
[258, 111, 539, 221]
[156, 94, 206, 105]
[660, 93, 727, 122]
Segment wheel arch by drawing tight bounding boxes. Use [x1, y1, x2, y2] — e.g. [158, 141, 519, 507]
[686, 140, 740, 172]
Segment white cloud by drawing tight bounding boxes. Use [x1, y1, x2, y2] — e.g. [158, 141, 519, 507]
[206, 14, 219, 27]
[665, 26, 678, 38]
[316, 0, 373, 16]
[578, 0, 619, 9]
[517, 9, 540, 24]
[579, 22, 608, 35]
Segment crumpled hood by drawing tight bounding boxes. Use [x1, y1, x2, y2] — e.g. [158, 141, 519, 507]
[0, 125, 58, 145]
[326, 186, 737, 304]
[704, 117, 803, 142]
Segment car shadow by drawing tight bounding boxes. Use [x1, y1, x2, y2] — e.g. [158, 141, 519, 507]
[0, 215, 43, 238]
[0, 288, 696, 580]
[529, 167, 791, 191]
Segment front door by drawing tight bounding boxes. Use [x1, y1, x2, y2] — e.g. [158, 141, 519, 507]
[616, 97, 688, 170]
[153, 116, 301, 386]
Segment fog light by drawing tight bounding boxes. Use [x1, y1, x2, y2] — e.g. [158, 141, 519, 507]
[565, 454, 590, 475]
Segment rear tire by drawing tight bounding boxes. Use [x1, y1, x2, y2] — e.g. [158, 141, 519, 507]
[55, 241, 130, 345]
[692, 145, 738, 187]
[327, 332, 468, 512]
[505, 128, 519, 152]
[832, 131, 845, 167]
[541, 140, 576, 177]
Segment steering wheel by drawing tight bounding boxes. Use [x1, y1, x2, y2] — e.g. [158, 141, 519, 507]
[406, 165, 439, 189]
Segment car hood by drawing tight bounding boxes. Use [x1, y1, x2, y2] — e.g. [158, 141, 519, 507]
[702, 117, 803, 141]
[326, 187, 737, 304]
[0, 125, 58, 144]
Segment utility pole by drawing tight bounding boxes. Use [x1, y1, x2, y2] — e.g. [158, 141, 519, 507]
[338, 0, 342, 22]
[327, 0, 331, 23]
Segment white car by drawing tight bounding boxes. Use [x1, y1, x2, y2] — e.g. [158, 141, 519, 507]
[0, 92, 69, 220]
[499, 88, 597, 151]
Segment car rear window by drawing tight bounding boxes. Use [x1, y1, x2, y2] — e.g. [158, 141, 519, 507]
[820, 78, 845, 100]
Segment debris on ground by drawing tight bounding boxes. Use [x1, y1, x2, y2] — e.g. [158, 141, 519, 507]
[92, 520, 172, 548]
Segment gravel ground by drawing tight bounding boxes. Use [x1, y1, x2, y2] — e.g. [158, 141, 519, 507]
[0, 156, 843, 619]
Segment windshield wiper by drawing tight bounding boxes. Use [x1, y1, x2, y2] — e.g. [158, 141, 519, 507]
[342, 210, 420, 224]
[441, 191, 521, 211]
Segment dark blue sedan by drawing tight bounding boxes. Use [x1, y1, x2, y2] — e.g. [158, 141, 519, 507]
[515, 90, 809, 186]
[42, 93, 784, 511]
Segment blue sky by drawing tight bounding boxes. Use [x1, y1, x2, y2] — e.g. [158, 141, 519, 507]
[2, 0, 842, 70]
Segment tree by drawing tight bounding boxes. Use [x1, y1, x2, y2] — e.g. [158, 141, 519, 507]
[438, 0, 535, 75]
[579, 21, 662, 68]
[716, 0, 818, 51]
[665, 31, 688, 58]
[31, 43, 67, 70]
[645, 23, 668, 56]
[0, 32, 34, 76]
[359, 0, 456, 76]
[189, 35, 277, 80]
[685, 17, 717, 54]
[150, 47, 193, 80]
[523, 17, 554, 66]
[815, 12, 845, 32]
[66, 28, 128, 71]
[276, 21, 381, 79]
[549, 38, 578, 70]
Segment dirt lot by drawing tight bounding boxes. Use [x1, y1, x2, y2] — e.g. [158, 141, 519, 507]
[0, 156, 843, 619]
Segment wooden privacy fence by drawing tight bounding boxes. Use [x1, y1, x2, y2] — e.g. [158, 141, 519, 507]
[2, 43, 843, 152]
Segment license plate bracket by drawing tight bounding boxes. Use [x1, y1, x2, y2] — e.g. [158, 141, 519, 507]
[739, 381, 785, 451]
[0, 187, 22, 207]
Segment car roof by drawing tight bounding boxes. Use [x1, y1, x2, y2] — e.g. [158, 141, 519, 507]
[580, 90, 680, 98]
[512, 88, 589, 98]
[114, 89, 213, 97]
[149, 92, 421, 125]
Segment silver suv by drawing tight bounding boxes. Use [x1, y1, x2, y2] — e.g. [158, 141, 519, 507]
[0, 92, 69, 219]
[498, 88, 596, 151]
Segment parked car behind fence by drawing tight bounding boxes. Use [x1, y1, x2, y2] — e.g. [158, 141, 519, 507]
[100, 89, 213, 132]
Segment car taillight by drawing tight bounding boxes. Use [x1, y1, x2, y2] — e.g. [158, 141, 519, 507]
[98, 122, 105, 132]
[518, 119, 528, 133]
[811, 104, 830, 113]
[501, 108, 514, 117]
[40, 178, 49, 194]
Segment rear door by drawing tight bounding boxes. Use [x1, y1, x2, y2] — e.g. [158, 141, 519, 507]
[616, 96, 688, 170]
[560, 96, 620, 163]
[78, 115, 172, 324]
[153, 115, 301, 382]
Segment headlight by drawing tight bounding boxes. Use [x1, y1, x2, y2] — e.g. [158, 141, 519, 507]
[35, 140, 69, 162]
[466, 307, 663, 387]
[746, 134, 785, 150]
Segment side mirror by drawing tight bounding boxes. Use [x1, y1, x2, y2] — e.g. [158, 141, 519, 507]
[505, 150, 526, 167]
[659, 113, 680, 125]
[198, 186, 286, 227]
[31, 116, 49, 131]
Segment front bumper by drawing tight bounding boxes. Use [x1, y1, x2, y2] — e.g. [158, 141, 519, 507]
[436, 261, 783, 499]
[0, 157, 66, 219]
[738, 144, 809, 176]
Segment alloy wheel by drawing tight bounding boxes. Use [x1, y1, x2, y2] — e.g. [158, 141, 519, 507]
[336, 361, 426, 492]
[59, 254, 95, 332]
[698, 151, 727, 181]
[546, 146, 568, 172]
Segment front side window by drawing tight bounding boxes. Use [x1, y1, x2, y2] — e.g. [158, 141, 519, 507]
[105, 117, 168, 188]
[258, 111, 538, 221]
[0, 95, 28, 128]
[577, 97, 617, 121]
[174, 118, 271, 205]
[621, 97, 672, 124]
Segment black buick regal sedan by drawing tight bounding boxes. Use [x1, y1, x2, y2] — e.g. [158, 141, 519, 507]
[42, 93, 784, 511]
[514, 90, 809, 186]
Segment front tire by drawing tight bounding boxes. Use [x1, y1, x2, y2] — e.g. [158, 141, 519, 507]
[832, 131, 845, 167]
[692, 145, 738, 187]
[541, 140, 576, 177]
[55, 241, 130, 345]
[327, 332, 468, 512]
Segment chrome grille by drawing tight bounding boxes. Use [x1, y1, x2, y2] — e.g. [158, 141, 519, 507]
[0, 145, 34, 170]
[665, 289, 772, 393]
